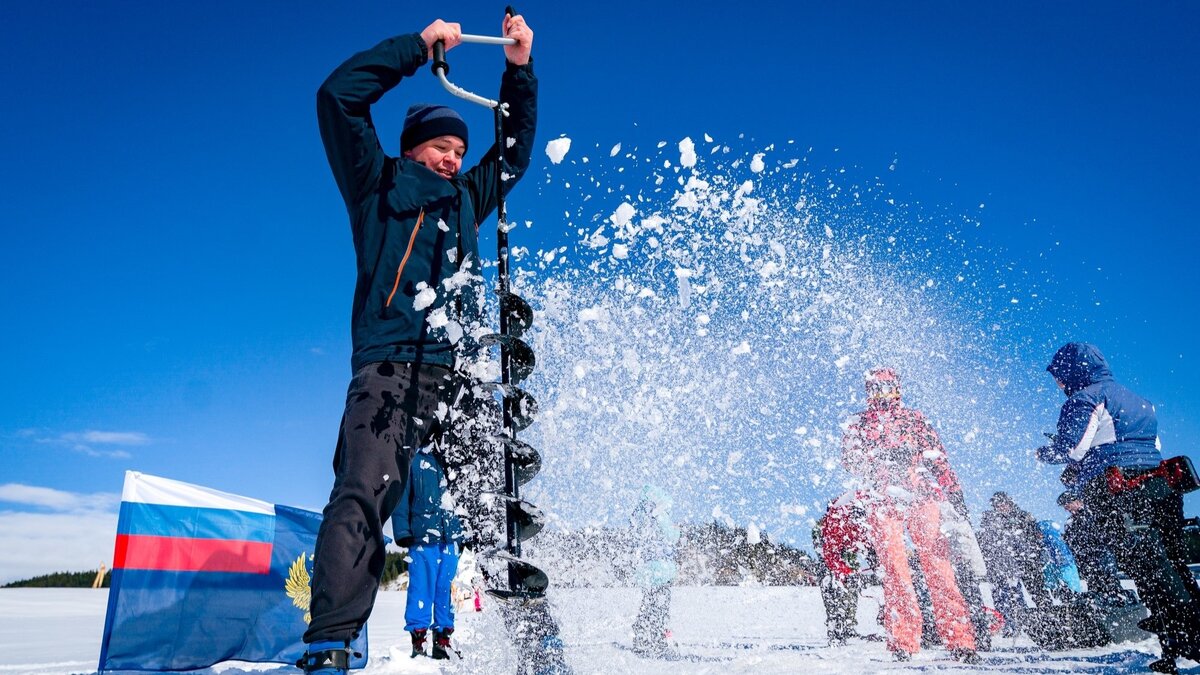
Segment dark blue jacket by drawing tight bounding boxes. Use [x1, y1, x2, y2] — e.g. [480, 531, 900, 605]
[1037, 343, 1160, 487]
[392, 449, 464, 546]
[317, 34, 537, 371]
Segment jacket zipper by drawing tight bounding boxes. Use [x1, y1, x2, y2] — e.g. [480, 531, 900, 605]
[386, 209, 425, 308]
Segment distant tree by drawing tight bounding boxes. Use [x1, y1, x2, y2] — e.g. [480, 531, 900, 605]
[379, 550, 409, 587]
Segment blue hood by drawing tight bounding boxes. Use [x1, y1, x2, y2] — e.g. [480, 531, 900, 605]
[1047, 342, 1113, 396]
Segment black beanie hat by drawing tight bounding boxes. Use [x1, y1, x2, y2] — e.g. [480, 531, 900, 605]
[400, 103, 468, 153]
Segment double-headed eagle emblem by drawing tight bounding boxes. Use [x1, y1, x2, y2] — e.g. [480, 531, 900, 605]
[284, 553, 313, 624]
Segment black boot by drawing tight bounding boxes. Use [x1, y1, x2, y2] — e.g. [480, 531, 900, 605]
[296, 641, 350, 674]
[1148, 657, 1179, 674]
[432, 628, 454, 660]
[952, 648, 982, 664]
[410, 629, 427, 658]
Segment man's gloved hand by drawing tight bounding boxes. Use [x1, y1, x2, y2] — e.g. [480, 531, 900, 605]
[397, 536, 415, 549]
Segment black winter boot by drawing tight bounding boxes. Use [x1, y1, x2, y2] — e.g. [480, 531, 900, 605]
[432, 628, 454, 660]
[296, 640, 350, 674]
[410, 629, 428, 658]
[1148, 657, 1179, 674]
[952, 648, 982, 664]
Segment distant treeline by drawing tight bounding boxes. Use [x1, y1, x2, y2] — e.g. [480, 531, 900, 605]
[4, 570, 110, 588]
[526, 521, 823, 587]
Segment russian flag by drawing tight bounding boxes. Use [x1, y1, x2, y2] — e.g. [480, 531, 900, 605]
[98, 471, 369, 672]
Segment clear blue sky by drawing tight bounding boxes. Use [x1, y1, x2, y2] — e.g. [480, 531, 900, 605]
[1, 1, 1198, 581]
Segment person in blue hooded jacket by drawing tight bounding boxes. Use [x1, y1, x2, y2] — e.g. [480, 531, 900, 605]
[393, 447, 464, 659]
[629, 485, 680, 656]
[1037, 342, 1200, 673]
[299, 13, 569, 675]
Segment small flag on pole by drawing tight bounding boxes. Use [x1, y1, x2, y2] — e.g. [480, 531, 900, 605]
[98, 471, 368, 672]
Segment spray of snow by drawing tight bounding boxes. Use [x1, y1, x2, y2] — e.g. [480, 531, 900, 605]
[480, 135, 1057, 571]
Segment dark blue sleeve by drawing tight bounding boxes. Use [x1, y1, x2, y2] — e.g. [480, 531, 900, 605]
[317, 34, 428, 211]
[463, 59, 538, 226]
[1052, 394, 1100, 462]
[391, 464, 414, 543]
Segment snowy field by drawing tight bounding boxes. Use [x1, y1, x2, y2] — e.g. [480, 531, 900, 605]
[1, 586, 1189, 674]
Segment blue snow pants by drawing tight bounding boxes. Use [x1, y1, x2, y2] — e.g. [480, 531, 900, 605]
[405, 541, 460, 632]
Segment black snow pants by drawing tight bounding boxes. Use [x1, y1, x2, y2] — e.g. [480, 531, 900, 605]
[305, 361, 454, 644]
[1064, 515, 1128, 607]
[821, 573, 861, 644]
[1082, 470, 1200, 658]
[633, 585, 673, 652]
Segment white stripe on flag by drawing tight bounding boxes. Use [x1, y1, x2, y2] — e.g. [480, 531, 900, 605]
[121, 471, 274, 515]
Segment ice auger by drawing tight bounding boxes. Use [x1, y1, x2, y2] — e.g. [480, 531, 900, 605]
[430, 7, 548, 603]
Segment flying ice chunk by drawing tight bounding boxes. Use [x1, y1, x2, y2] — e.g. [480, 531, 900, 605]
[731, 341, 751, 355]
[441, 258, 477, 293]
[758, 261, 780, 278]
[427, 307, 449, 329]
[586, 228, 610, 249]
[834, 355, 850, 369]
[679, 137, 697, 168]
[545, 136, 571, 164]
[413, 282, 437, 311]
[746, 523, 761, 545]
[674, 267, 693, 308]
[750, 152, 766, 173]
[610, 202, 636, 227]
[579, 306, 609, 322]
[612, 243, 629, 259]
[609, 142, 621, 157]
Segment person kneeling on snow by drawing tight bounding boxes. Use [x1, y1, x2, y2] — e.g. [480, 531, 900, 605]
[393, 446, 464, 659]
[979, 491, 1052, 637]
[813, 491, 875, 646]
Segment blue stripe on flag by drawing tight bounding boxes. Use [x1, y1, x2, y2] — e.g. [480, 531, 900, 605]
[116, 502, 274, 542]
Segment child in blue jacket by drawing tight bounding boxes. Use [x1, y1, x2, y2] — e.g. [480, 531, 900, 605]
[393, 447, 464, 659]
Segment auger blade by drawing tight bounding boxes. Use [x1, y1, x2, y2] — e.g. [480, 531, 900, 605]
[479, 333, 536, 383]
[482, 492, 546, 542]
[485, 588, 546, 603]
[479, 382, 538, 431]
[490, 435, 543, 485]
[499, 291, 534, 337]
[482, 550, 550, 599]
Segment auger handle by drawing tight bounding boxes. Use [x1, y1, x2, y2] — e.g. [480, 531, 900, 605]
[429, 28, 517, 113]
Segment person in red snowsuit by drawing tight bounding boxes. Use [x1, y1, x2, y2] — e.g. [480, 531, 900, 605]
[841, 368, 979, 663]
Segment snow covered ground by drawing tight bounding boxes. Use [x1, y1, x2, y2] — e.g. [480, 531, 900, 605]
[1, 585, 1189, 674]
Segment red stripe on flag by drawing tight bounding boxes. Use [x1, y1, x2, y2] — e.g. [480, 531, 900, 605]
[114, 534, 273, 573]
